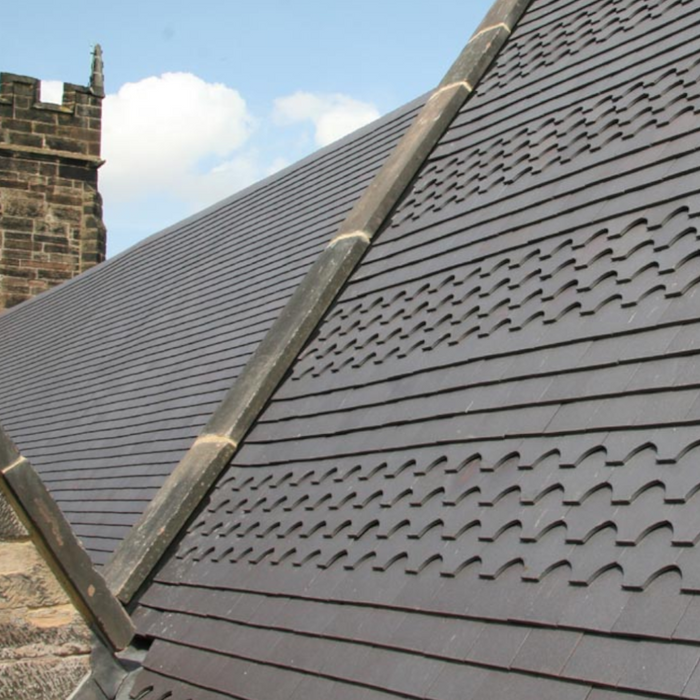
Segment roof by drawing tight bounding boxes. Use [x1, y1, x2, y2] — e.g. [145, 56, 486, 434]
[0, 95, 422, 565]
[6, 0, 700, 698]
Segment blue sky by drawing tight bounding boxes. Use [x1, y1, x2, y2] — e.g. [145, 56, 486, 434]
[3, 1, 492, 256]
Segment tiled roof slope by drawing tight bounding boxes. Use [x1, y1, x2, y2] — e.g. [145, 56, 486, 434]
[0, 98, 423, 566]
[130, 0, 700, 698]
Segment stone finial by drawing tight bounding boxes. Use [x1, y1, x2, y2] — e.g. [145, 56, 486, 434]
[90, 44, 104, 97]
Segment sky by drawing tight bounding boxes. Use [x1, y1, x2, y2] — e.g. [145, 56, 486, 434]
[3, 1, 493, 257]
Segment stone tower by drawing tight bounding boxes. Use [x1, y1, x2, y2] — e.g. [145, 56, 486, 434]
[0, 47, 106, 311]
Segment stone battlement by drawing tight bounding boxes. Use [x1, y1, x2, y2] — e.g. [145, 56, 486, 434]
[0, 46, 106, 310]
[0, 73, 102, 161]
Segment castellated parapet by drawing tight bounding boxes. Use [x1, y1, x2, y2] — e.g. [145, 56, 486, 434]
[0, 47, 106, 311]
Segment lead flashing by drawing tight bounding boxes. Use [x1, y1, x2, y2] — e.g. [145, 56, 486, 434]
[104, 0, 533, 606]
[0, 424, 134, 651]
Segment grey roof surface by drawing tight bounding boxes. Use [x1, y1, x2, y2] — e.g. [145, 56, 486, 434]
[0, 97, 423, 565]
[129, 0, 700, 697]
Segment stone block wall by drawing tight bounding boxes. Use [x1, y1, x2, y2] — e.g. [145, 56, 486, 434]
[0, 70, 106, 311]
[0, 499, 92, 700]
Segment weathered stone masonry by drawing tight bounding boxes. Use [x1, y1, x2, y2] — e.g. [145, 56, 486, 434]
[0, 48, 106, 311]
[0, 500, 92, 700]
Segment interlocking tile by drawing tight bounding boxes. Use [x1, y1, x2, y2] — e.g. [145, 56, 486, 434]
[288, 678, 399, 700]
[674, 595, 700, 642]
[459, 617, 584, 677]
[425, 664, 492, 700]
[562, 635, 626, 687]
[470, 671, 591, 700]
[465, 623, 530, 667]
[363, 649, 443, 697]
[616, 640, 700, 697]
[585, 691, 655, 700]
[612, 569, 690, 637]
[556, 567, 631, 633]
[680, 657, 700, 699]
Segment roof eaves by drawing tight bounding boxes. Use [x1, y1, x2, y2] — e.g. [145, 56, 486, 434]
[103, 0, 535, 607]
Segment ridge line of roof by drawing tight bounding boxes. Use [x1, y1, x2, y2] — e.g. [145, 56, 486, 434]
[102, 0, 535, 607]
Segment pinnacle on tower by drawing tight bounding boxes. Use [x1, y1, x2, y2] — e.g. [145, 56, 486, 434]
[90, 44, 104, 97]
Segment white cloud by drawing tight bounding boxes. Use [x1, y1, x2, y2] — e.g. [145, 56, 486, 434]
[101, 72, 255, 206]
[186, 153, 262, 205]
[273, 91, 380, 147]
[99, 75, 385, 255]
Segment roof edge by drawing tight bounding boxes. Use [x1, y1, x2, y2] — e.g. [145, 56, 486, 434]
[103, 0, 534, 605]
[0, 423, 134, 651]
